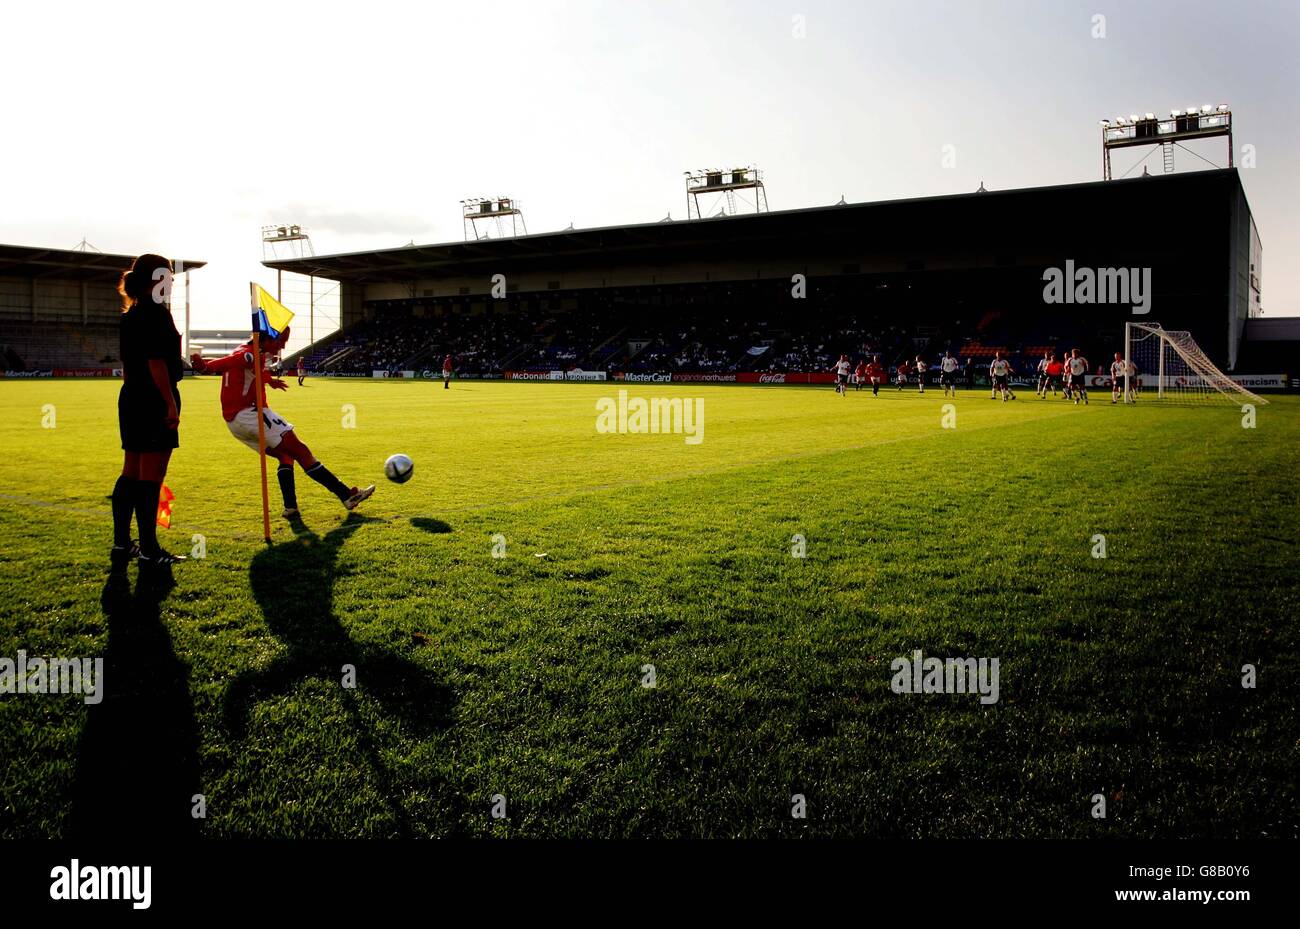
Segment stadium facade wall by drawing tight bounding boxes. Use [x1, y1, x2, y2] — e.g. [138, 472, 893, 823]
[0, 276, 120, 325]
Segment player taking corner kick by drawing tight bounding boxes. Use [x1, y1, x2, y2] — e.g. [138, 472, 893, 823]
[190, 326, 375, 518]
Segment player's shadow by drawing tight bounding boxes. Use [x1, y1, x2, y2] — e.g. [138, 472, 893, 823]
[69, 570, 202, 839]
[222, 513, 453, 833]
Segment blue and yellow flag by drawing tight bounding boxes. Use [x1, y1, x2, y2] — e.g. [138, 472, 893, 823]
[250, 284, 295, 340]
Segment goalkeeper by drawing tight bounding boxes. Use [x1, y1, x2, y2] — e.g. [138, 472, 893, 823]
[190, 326, 374, 518]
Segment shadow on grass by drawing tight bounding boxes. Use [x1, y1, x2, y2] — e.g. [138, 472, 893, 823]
[411, 517, 452, 534]
[70, 568, 201, 839]
[222, 512, 454, 836]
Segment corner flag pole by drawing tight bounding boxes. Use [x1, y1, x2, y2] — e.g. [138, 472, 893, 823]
[250, 284, 272, 544]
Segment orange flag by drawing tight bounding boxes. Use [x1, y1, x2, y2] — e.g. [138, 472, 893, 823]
[156, 484, 175, 529]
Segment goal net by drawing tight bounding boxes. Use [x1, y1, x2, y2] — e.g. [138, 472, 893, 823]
[1123, 322, 1268, 405]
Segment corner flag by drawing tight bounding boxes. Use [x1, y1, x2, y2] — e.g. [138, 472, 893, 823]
[251, 284, 294, 339]
[156, 484, 175, 529]
[248, 283, 294, 544]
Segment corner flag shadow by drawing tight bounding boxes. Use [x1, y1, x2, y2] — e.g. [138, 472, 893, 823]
[69, 571, 201, 839]
[222, 513, 453, 833]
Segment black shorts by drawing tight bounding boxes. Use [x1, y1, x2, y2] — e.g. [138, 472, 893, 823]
[837, 373, 849, 384]
[119, 383, 180, 452]
[941, 371, 957, 385]
[993, 374, 1008, 388]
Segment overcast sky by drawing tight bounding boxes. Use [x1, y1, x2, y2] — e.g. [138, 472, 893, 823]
[2, 0, 1297, 345]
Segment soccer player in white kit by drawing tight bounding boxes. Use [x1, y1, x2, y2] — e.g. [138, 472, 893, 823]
[939, 351, 960, 397]
[914, 355, 927, 394]
[1035, 351, 1051, 398]
[1109, 352, 1127, 404]
[989, 352, 1014, 401]
[832, 354, 851, 395]
[1067, 349, 1090, 405]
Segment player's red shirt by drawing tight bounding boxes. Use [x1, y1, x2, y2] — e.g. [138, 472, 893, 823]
[854, 362, 867, 378]
[866, 362, 885, 380]
[442, 355, 453, 373]
[192, 342, 276, 422]
[1046, 361, 1064, 377]
[296, 360, 305, 373]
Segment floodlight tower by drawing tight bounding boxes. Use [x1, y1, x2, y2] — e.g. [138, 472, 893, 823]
[1100, 105, 1233, 180]
[462, 198, 528, 240]
[261, 224, 318, 340]
[262, 224, 315, 261]
[684, 166, 769, 219]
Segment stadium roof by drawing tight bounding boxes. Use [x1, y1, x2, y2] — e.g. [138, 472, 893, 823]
[262, 169, 1246, 285]
[0, 244, 206, 282]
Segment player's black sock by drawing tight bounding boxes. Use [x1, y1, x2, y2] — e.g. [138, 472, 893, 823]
[305, 461, 350, 501]
[277, 464, 298, 509]
[134, 480, 161, 555]
[111, 476, 135, 547]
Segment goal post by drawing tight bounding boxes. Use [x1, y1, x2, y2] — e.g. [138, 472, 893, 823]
[1123, 322, 1268, 405]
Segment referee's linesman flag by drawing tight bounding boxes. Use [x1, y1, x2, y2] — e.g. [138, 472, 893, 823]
[251, 284, 294, 340]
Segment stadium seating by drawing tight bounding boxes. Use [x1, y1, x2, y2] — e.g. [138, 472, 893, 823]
[286, 299, 1007, 378]
[0, 321, 120, 371]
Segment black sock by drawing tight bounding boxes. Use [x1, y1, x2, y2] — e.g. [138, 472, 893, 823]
[111, 476, 135, 547]
[305, 462, 350, 501]
[277, 464, 298, 510]
[134, 480, 161, 555]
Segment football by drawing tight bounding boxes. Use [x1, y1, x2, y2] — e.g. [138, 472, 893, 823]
[383, 453, 414, 484]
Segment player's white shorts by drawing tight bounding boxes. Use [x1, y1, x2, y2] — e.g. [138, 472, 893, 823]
[227, 406, 294, 453]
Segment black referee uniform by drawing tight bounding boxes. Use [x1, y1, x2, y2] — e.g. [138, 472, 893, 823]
[118, 302, 182, 452]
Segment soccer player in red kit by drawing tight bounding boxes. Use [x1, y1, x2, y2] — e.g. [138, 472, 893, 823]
[1045, 355, 1065, 399]
[442, 353, 453, 389]
[866, 356, 885, 396]
[190, 326, 375, 518]
[853, 359, 867, 391]
[296, 356, 306, 386]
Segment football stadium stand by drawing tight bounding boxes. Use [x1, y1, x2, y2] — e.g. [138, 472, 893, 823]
[267, 169, 1279, 383]
[0, 245, 204, 372]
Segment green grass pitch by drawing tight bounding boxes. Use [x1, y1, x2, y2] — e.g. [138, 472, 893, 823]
[1, 377, 1296, 837]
